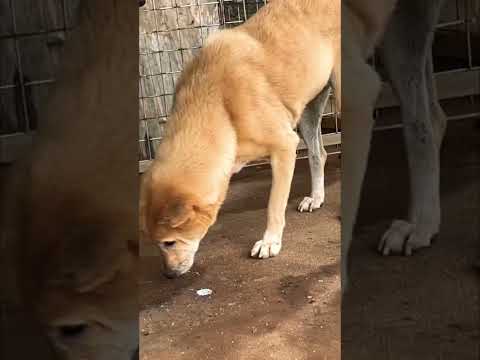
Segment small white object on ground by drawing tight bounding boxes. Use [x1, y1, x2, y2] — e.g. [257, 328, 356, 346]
[196, 288, 213, 296]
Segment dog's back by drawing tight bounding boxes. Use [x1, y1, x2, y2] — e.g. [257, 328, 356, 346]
[172, 0, 340, 135]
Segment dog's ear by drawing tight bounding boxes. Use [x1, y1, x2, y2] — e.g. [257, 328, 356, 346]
[166, 201, 195, 228]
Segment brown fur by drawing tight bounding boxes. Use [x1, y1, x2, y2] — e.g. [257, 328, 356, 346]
[1, 1, 139, 359]
[141, 0, 340, 275]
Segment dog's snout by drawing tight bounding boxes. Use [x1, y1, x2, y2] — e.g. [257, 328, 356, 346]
[163, 270, 179, 279]
[138, 0, 146, 7]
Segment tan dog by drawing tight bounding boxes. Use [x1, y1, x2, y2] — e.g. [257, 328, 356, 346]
[1, 1, 140, 359]
[141, 0, 340, 277]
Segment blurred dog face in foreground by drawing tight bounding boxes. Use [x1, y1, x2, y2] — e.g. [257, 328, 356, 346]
[1, 1, 141, 359]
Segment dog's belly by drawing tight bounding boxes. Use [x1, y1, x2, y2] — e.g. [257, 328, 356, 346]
[235, 141, 270, 171]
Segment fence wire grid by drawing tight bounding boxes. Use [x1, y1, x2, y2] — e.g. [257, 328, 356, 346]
[138, 0, 340, 167]
[0, 1, 478, 167]
[0, 0, 81, 163]
[0, 0, 79, 135]
[138, 0, 479, 170]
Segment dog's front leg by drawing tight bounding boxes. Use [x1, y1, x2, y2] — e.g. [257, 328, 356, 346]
[378, 1, 445, 256]
[341, 59, 381, 292]
[251, 129, 299, 259]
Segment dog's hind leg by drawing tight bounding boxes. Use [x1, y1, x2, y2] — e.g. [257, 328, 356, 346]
[378, 1, 446, 256]
[297, 86, 331, 212]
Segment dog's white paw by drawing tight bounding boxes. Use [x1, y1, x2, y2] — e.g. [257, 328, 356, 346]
[297, 196, 323, 213]
[378, 219, 436, 256]
[250, 236, 282, 259]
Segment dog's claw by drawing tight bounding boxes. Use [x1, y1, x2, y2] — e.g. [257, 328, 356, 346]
[379, 219, 434, 256]
[297, 196, 323, 213]
[251, 239, 282, 259]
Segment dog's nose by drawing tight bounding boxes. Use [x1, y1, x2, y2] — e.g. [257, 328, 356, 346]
[138, 0, 146, 7]
[131, 346, 139, 360]
[163, 270, 179, 279]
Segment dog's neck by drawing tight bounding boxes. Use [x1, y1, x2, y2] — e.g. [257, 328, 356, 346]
[153, 117, 238, 207]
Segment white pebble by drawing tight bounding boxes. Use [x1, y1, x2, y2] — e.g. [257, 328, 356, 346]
[196, 288, 213, 296]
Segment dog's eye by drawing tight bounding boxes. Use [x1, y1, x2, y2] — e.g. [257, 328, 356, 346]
[58, 323, 88, 338]
[163, 241, 176, 248]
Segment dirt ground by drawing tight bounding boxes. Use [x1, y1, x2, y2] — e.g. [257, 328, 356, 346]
[140, 158, 342, 360]
[140, 107, 479, 359]
[343, 116, 480, 359]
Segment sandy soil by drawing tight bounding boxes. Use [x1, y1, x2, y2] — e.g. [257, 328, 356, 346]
[140, 158, 342, 360]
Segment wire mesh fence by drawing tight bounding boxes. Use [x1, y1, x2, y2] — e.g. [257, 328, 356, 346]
[0, 1, 477, 166]
[139, 0, 479, 171]
[138, 0, 341, 169]
[0, 0, 79, 134]
[0, 0, 80, 162]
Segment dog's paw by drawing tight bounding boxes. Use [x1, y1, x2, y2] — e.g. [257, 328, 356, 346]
[250, 237, 282, 259]
[297, 196, 323, 213]
[378, 220, 436, 256]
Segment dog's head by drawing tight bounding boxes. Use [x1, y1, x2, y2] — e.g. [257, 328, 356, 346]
[39, 250, 139, 360]
[18, 182, 140, 360]
[140, 169, 220, 278]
